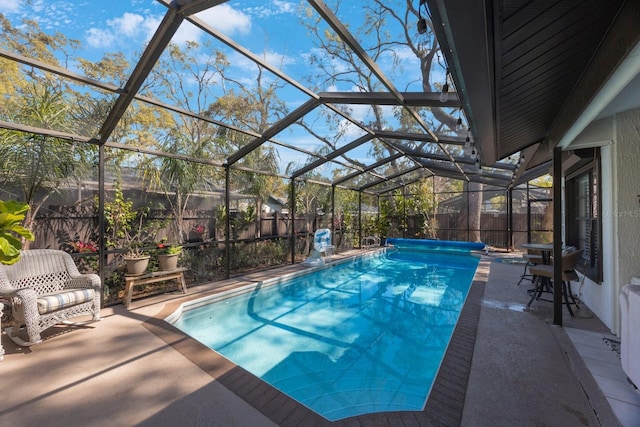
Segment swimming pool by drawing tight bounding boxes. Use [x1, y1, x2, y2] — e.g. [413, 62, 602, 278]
[169, 241, 481, 421]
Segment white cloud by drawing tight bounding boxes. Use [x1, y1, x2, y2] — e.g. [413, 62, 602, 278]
[248, 1, 296, 18]
[109, 12, 144, 37]
[195, 4, 251, 37]
[171, 20, 204, 46]
[348, 104, 372, 122]
[273, 1, 296, 14]
[86, 27, 115, 49]
[262, 49, 295, 69]
[141, 14, 163, 41]
[85, 12, 162, 49]
[0, 0, 21, 13]
[337, 118, 366, 140]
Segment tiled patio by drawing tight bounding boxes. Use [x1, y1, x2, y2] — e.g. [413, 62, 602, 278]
[1, 250, 639, 426]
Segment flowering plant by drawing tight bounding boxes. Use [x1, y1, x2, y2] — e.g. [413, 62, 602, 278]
[70, 240, 98, 253]
[156, 239, 182, 255]
[69, 240, 99, 273]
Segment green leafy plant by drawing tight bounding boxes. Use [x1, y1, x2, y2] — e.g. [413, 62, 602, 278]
[0, 200, 35, 265]
[156, 239, 182, 255]
[101, 182, 165, 259]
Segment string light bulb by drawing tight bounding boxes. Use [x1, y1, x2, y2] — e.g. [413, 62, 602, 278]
[439, 81, 449, 103]
[456, 109, 464, 132]
[417, 18, 427, 34]
[439, 67, 450, 103]
[417, 0, 428, 34]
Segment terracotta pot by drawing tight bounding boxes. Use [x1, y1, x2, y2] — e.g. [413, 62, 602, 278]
[157, 254, 179, 271]
[125, 256, 150, 275]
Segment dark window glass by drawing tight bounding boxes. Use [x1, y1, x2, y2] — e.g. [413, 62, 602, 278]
[565, 149, 601, 282]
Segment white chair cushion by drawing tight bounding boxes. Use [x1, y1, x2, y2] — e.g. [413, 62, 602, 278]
[37, 289, 95, 314]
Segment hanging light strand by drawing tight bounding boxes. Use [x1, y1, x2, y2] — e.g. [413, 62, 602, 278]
[456, 108, 464, 132]
[439, 68, 449, 103]
[417, 0, 428, 34]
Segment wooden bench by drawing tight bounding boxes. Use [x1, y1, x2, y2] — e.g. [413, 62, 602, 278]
[124, 267, 188, 308]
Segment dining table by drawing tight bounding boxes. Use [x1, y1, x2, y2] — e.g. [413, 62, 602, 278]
[520, 242, 553, 265]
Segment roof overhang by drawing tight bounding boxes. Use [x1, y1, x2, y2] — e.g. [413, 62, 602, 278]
[426, 0, 640, 178]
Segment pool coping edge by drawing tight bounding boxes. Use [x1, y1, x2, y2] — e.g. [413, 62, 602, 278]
[142, 253, 491, 426]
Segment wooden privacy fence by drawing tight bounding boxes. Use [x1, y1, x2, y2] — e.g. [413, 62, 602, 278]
[33, 204, 548, 253]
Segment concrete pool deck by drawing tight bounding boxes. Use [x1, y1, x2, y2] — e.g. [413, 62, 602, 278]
[1, 250, 635, 426]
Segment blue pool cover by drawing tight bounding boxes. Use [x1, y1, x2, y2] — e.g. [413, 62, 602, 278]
[385, 238, 485, 252]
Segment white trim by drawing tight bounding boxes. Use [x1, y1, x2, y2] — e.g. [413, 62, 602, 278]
[558, 42, 640, 149]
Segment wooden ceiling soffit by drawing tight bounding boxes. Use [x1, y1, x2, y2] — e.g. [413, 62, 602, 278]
[548, 1, 640, 146]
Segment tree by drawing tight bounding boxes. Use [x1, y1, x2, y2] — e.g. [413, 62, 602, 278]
[207, 47, 287, 237]
[405, 180, 438, 238]
[300, 0, 483, 239]
[141, 132, 218, 244]
[0, 17, 97, 246]
[0, 84, 95, 242]
[139, 41, 227, 243]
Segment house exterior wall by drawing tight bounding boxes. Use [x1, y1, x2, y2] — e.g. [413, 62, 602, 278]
[580, 107, 640, 334]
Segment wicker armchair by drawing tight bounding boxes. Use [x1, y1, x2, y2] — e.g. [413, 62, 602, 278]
[0, 249, 101, 346]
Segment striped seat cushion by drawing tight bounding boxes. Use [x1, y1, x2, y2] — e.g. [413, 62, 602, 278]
[37, 289, 95, 314]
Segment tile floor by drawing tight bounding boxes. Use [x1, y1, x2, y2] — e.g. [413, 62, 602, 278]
[565, 327, 640, 427]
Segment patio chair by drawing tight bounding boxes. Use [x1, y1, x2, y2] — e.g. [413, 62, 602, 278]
[526, 249, 583, 316]
[516, 249, 543, 286]
[0, 249, 101, 346]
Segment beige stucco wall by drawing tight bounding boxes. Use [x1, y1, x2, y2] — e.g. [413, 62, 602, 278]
[580, 107, 640, 334]
[614, 107, 640, 282]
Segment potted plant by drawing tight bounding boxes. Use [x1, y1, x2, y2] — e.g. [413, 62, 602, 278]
[123, 242, 150, 276]
[103, 183, 158, 275]
[0, 200, 35, 265]
[155, 239, 182, 271]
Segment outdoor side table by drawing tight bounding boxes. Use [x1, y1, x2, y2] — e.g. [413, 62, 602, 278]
[123, 267, 188, 308]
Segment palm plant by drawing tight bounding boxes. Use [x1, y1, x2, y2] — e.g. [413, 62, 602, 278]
[0, 85, 94, 247]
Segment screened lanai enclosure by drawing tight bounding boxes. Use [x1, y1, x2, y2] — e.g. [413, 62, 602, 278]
[0, 0, 552, 305]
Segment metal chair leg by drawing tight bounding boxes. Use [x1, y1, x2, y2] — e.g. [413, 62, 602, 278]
[518, 261, 535, 286]
[527, 275, 543, 308]
[562, 281, 574, 316]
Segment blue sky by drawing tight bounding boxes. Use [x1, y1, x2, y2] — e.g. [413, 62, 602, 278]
[0, 1, 299, 63]
[0, 0, 454, 179]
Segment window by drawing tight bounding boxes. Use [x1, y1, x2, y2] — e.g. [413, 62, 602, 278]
[565, 148, 601, 283]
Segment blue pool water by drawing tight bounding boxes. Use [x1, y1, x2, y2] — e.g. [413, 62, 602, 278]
[170, 243, 480, 421]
